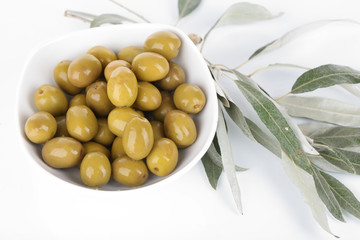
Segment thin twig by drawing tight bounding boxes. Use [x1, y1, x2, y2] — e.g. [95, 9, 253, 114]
[109, 0, 151, 23]
[248, 63, 310, 78]
[232, 60, 250, 70]
[64, 10, 93, 23]
[274, 92, 290, 102]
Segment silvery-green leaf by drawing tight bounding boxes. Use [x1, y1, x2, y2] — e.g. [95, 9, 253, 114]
[308, 155, 348, 174]
[291, 64, 360, 94]
[178, 0, 201, 20]
[299, 122, 335, 137]
[341, 84, 360, 98]
[249, 19, 359, 60]
[320, 171, 360, 220]
[281, 152, 336, 237]
[214, 81, 231, 108]
[311, 126, 360, 148]
[201, 151, 222, 190]
[217, 104, 243, 214]
[312, 168, 345, 222]
[278, 96, 360, 127]
[90, 14, 136, 28]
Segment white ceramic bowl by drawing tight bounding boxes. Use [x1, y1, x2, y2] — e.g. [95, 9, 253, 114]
[16, 23, 218, 191]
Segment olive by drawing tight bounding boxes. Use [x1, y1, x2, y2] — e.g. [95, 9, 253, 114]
[117, 46, 144, 63]
[150, 120, 165, 141]
[164, 110, 197, 148]
[146, 138, 178, 176]
[66, 105, 98, 142]
[80, 152, 111, 188]
[69, 93, 87, 107]
[83, 141, 110, 159]
[156, 62, 185, 91]
[104, 60, 131, 81]
[93, 118, 115, 146]
[107, 67, 138, 107]
[144, 31, 181, 60]
[131, 52, 169, 82]
[34, 84, 68, 116]
[107, 107, 141, 137]
[112, 156, 148, 187]
[173, 83, 206, 114]
[42, 137, 84, 168]
[55, 116, 70, 137]
[134, 81, 162, 111]
[152, 91, 175, 121]
[86, 81, 114, 117]
[111, 136, 126, 161]
[53, 60, 83, 95]
[25, 111, 57, 144]
[68, 54, 102, 88]
[87, 45, 117, 69]
[123, 116, 154, 160]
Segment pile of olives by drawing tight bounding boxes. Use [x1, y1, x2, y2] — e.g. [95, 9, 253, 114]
[24, 31, 206, 188]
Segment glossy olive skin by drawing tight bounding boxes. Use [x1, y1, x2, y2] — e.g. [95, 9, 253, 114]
[69, 94, 87, 107]
[164, 110, 197, 148]
[25, 111, 57, 144]
[66, 105, 98, 142]
[107, 67, 138, 107]
[152, 91, 176, 121]
[42, 137, 84, 168]
[117, 46, 144, 63]
[68, 54, 102, 88]
[134, 82, 162, 111]
[93, 118, 115, 146]
[131, 52, 169, 82]
[107, 107, 141, 137]
[150, 120, 165, 141]
[156, 62, 185, 91]
[87, 46, 117, 69]
[123, 116, 154, 160]
[80, 152, 111, 188]
[112, 156, 149, 187]
[86, 81, 114, 116]
[104, 60, 131, 81]
[53, 60, 83, 95]
[34, 84, 68, 116]
[55, 116, 70, 137]
[173, 83, 206, 114]
[83, 141, 110, 159]
[144, 31, 181, 60]
[111, 136, 126, 161]
[146, 138, 178, 176]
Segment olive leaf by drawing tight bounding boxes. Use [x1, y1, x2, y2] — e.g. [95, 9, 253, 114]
[291, 64, 360, 94]
[64, 10, 97, 21]
[177, 0, 201, 22]
[298, 122, 335, 137]
[310, 126, 360, 149]
[90, 14, 136, 28]
[341, 84, 360, 98]
[278, 96, 360, 127]
[308, 155, 348, 174]
[201, 151, 222, 190]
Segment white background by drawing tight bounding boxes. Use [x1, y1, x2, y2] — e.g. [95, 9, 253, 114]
[1, 0, 360, 239]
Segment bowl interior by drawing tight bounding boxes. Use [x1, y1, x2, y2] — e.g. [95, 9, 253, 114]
[17, 23, 218, 191]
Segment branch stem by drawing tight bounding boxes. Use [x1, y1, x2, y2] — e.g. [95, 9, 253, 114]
[109, 0, 151, 23]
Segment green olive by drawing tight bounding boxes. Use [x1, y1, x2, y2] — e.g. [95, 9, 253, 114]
[111, 136, 126, 161]
[107, 107, 141, 137]
[123, 116, 154, 160]
[68, 54, 102, 88]
[117, 46, 144, 63]
[69, 93, 87, 107]
[156, 62, 185, 91]
[104, 60, 131, 81]
[134, 81, 162, 111]
[146, 138, 178, 176]
[131, 52, 169, 82]
[112, 156, 148, 187]
[25, 111, 57, 144]
[144, 31, 181, 60]
[53, 60, 83, 95]
[42, 137, 84, 168]
[164, 110, 197, 148]
[150, 120, 165, 141]
[80, 152, 111, 188]
[107, 67, 138, 107]
[86, 81, 114, 117]
[55, 116, 70, 137]
[66, 105, 98, 142]
[173, 83, 206, 114]
[152, 91, 176, 121]
[93, 118, 115, 146]
[34, 84, 68, 116]
[87, 45, 117, 69]
[83, 141, 110, 159]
